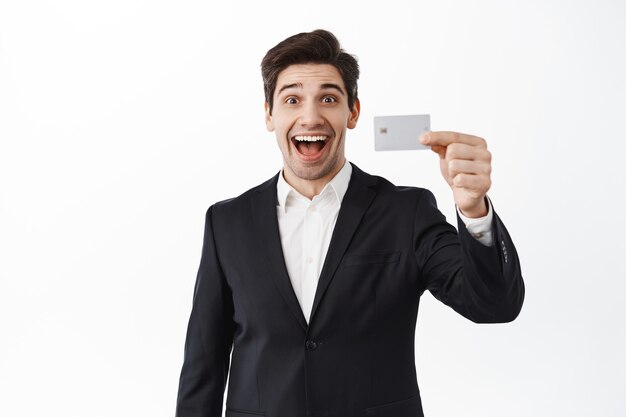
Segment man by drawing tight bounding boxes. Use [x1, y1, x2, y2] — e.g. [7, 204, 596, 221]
[176, 29, 524, 417]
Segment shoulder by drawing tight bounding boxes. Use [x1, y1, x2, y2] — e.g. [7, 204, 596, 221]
[350, 163, 434, 203]
[207, 172, 279, 219]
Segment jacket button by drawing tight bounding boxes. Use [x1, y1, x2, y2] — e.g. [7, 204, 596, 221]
[305, 340, 318, 350]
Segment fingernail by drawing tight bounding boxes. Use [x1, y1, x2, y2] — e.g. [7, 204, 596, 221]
[420, 133, 429, 144]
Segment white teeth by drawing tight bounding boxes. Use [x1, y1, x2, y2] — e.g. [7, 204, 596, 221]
[294, 135, 328, 142]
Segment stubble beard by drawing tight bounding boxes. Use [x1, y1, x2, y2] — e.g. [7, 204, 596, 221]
[287, 151, 341, 181]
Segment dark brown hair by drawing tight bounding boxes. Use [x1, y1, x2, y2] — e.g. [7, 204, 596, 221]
[261, 29, 359, 114]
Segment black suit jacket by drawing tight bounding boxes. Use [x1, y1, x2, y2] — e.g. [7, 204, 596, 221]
[176, 163, 524, 417]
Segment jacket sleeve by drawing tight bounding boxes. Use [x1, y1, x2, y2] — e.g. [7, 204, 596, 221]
[176, 206, 235, 416]
[414, 189, 525, 323]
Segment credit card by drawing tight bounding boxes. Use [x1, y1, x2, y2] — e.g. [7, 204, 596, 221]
[374, 114, 431, 151]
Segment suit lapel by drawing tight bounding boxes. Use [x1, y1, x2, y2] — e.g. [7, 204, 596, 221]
[251, 174, 308, 332]
[309, 164, 377, 323]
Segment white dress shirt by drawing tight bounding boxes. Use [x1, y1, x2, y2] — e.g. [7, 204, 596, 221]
[276, 161, 493, 323]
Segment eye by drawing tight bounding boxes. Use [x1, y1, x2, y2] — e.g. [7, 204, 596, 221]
[285, 97, 298, 104]
[321, 96, 337, 103]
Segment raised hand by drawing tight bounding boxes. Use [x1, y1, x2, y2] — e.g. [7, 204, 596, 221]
[420, 131, 492, 218]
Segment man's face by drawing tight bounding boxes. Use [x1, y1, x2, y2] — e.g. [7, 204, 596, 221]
[265, 64, 360, 187]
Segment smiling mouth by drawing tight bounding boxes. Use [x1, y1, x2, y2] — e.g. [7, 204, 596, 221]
[291, 135, 329, 157]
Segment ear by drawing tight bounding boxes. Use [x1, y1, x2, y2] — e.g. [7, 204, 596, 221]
[264, 102, 275, 132]
[347, 99, 360, 129]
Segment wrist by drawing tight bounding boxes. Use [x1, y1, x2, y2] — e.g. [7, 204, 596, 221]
[459, 197, 488, 218]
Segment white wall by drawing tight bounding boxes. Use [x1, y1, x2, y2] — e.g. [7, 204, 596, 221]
[1, 1, 624, 416]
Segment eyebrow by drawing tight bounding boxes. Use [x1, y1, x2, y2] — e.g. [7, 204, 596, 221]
[276, 82, 346, 96]
[320, 83, 346, 96]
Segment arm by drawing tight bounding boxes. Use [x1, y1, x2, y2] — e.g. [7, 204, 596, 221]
[176, 206, 235, 416]
[414, 189, 524, 323]
[415, 130, 524, 322]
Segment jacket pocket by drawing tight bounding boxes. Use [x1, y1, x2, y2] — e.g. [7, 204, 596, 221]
[345, 251, 401, 267]
[225, 407, 265, 417]
[365, 394, 424, 417]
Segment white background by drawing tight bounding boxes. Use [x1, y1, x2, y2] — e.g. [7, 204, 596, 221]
[1, 1, 625, 416]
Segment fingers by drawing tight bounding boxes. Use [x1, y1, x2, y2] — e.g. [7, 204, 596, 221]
[420, 131, 487, 148]
[448, 159, 491, 177]
[447, 146, 492, 192]
[451, 172, 492, 192]
[445, 143, 492, 163]
[432, 142, 492, 166]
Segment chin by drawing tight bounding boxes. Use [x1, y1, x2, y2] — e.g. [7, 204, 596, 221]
[286, 160, 326, 180]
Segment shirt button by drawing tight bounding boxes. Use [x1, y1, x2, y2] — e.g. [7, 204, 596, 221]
[305, 340, 318, 350]
[306, 257, 313, 264]
[309, 206, 317, 212]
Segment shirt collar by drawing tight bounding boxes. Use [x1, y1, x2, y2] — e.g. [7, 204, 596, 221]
[277, 160, 352, 213]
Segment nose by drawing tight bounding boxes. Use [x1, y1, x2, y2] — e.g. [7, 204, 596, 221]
[298, 101, 324, 128]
